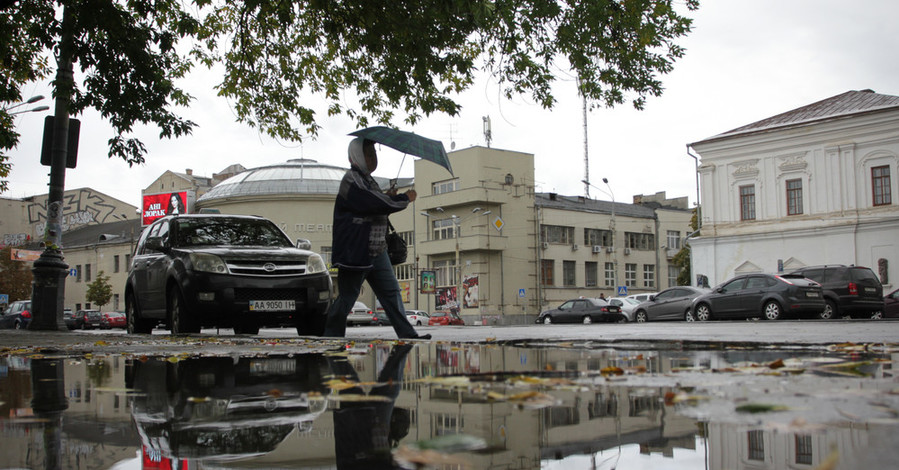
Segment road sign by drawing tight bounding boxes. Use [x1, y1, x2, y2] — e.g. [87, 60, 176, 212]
[0, 294, 7, 304]
[617, 285, 628, 296]
[69, 268, 77, 277]
[518, 288, 526, 298]
[492, 217, 505, 232]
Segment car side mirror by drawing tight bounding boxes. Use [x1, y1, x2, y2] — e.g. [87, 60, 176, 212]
[649, 295, 656, 301]
[145, 236, 166, 252]
[716, 287, 725, 293]
[296, 238, 312, 250]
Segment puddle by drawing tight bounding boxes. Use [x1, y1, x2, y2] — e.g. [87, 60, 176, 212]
[1, 341, 898, 469]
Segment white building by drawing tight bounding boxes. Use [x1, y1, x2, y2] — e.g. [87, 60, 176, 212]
[689, 89, 899, 289]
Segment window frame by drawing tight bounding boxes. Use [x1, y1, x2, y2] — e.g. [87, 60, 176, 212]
[624, 263, 637, 287]
[562, 260, 576, 287]
[541, 259, 555, 286]
[740, 184, 756, 221]
[872, 165, 892, 206]
[786, 178, 803, 215]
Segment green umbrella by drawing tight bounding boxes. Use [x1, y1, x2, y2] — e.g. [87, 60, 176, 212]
[349, 126, 453, 176]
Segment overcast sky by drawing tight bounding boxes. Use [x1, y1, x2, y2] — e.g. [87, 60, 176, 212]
[6, 0, 899, 210]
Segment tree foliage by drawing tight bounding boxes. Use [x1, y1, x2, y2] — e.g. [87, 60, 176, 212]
[85, 270, 112, 309]
[0, 246, 34, 301]
[2, 0, 699, 190]
[672, 208, 698, 286]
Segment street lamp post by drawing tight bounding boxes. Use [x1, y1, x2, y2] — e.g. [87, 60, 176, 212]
[583, 178, 618, 294]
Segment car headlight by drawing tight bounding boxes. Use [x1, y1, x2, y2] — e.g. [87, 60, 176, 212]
[189, 253, 229, 274]
[306, 253, 327, 274]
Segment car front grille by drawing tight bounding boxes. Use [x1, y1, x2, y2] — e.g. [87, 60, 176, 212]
[226, 259, 308, 276]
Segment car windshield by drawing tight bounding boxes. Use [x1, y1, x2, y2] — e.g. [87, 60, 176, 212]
[175, 218, 290, 247]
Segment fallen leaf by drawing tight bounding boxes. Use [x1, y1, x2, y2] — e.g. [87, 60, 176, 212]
[735, 403, 790, 414]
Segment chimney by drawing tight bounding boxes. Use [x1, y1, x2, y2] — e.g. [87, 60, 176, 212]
[186, 168, 193, 176]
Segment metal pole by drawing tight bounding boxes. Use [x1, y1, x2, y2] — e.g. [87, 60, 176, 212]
[30, 4, 74, 331]
[603, 178, 617, 292]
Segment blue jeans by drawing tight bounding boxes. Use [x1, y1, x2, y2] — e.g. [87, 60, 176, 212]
[323, 250, 419, 338]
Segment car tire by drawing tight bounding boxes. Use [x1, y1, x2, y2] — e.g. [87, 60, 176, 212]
[635, 311, 648, 323]
[871, 310, 883, 320]
[14, 320, 22, 329]
[763, 301, 782, 320]
[169, 286, 200, 334]
[694, 304, 712, 322]
[819, 300, 836, 320]
[684, 309, 695, 322]
[543, 316, 552, 325]
[582, 316, 593, 325]
[127, 293, 155, 334]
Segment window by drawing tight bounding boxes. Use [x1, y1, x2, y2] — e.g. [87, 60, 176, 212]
[113, 255, 120, 273]
[541, 225, 575, 245]
[585, 262, 598, 287]
[400, 231, 414, 246]
[668, 265, 680, 287]
[125, 254, 131, 270]
[541, 259, 554, 286]
[432, 178, 460, 195]
[433, 260, 454, 287]
[113, 294, 120, 311]
[748, 430, 765, 461]
[624, 232, 655, 250]
[666, 231, 681, 250]
[563, 261, 576, 286]
[76, 264, 82, 282]
[643, 264, 655, 288]
[604, 262, 615, 287]
[320, 246, 332, 267]
[395, 264, 415, 281]
[873, 165, 891, 206]
[740, 185, 756, 220]
[432, 218, 456, 240]
[85, 264, 92, 282]
[786, 178, 803, 215]
[625, 263, 637, 287]
[795, 434, 813, 465]
[432, 412, 463, 436]
[584, 228, 612, 247]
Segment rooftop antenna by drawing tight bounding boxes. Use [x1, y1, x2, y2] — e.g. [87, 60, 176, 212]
[449, 123, 456, 150]
[482, 116, 492, 148]
[579, 76, 590, 198]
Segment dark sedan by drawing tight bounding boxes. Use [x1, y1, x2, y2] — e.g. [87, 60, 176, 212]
[536, 298, 624, 325]
[633, 286, 710, 322]
[884, 289, 899, 319]
[690, 273, 824, 321]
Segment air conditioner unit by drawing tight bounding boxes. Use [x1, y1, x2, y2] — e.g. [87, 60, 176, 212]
[592, 245, 603, 253]
[571, 244, 579, 251]
[624, 247, 632, 255]
[606, 246, 614, 253]
[542, 241, 549, 249]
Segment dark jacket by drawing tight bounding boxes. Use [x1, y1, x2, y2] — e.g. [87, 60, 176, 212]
[330, 167, 409, 270]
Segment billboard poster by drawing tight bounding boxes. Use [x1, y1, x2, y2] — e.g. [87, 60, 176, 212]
[463, 275, 479, 308]
[420, 270, 436, 294]
[399, 280, 411, 303]
[142, 191, 188, 226]
[436, 286, 457, 311]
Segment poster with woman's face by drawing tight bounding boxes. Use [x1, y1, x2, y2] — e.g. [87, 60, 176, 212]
[463, 275, 479, 308]
[141, 191, 189, 225]
[420, 270, 436, 294]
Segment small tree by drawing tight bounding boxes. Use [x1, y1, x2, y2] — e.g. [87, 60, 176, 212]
[672, 209, 699, 286]
[0, 246, 34, 301]
[85, 270, 113, 310]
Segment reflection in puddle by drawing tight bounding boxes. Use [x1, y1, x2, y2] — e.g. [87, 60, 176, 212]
[0, 342, 897, 469]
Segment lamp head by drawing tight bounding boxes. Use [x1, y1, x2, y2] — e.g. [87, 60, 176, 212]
[602, 177, 609, 184]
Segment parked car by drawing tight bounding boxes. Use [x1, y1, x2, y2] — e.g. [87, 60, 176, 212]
[346, 301, 376, 326]
[428, 310, 465, 326]
[373, 309, 392, 326]
[787, 265, 884, 319]
[100, 311, 127, 329]
[608, 297, 641, 322]
[535, 298, 625, 325]
[125, 214, 333, 336]
[884, 288, 899, 319]
[633, 287, 710, 322]
[626, 292, 658, 304]
[63, 308, 75, 330]
[405, 309, 430, 326]
[74, 309, 103, 329]
[690, 273, 824, 321]
[0, 300, 32, 329]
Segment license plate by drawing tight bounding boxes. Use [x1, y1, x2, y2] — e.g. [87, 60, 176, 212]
[249, 300, 295, 311]
[865, 287, 876, 293]
[806, 291, 819, 298]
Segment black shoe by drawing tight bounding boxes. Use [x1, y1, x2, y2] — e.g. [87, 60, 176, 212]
[405, 333, 431, 340]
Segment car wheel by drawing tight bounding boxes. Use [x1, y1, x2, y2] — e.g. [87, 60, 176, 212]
[543, 316, 552, 325]
[635, 310, 648, 323]
[871, 310, 883, 320]
[127, 293, 155, 334]
[763, 301, 782, 320]
[819, 300, 836, 320]
[169, 286, 200, 334]
[582, 316, 593, 325]
[694, 304, 711, 322]
[685, 310, 695, 322]
[14, 320, 22, 329]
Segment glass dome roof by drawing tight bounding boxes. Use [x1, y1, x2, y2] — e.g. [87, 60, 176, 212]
[197, 158, 396, 203]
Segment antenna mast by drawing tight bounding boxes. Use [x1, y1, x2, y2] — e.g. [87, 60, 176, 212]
[580, 78, 590, 198]
[482, 116, 492, 148]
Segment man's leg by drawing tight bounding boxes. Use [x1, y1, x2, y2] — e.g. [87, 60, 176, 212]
[322, 268, 366, 337]
[367, 251, 420, 339]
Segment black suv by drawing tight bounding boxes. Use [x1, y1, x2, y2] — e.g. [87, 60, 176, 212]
[787, 265, 884, 319]
[125, 214, 332, 335]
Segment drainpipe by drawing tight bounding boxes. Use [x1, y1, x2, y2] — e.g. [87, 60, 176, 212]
[686, 145, 701, 230]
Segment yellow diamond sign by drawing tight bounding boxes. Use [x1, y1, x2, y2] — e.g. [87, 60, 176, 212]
[492, 216, 504, 232]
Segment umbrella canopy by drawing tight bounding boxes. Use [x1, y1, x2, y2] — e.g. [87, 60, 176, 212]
[349, 126, 453, 176]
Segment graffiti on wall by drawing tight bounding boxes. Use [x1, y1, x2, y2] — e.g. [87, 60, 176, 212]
[26, 188, 129, 236]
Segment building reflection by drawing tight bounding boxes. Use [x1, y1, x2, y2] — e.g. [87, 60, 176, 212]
[0, 343, 895, 469]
